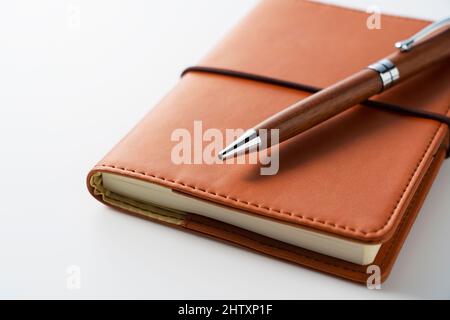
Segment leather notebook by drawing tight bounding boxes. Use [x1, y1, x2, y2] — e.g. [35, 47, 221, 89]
[87, 0, 450, 283]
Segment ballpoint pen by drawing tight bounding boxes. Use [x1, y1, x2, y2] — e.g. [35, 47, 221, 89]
[218, 17, 450, 160]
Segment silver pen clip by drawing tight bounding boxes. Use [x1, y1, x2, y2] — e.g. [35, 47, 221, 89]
[395, 17, 450, 52]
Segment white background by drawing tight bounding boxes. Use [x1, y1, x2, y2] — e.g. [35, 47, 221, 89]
[1, 0, 449, 299]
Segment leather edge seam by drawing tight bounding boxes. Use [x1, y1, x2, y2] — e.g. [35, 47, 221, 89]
[94, 117, 448, 239]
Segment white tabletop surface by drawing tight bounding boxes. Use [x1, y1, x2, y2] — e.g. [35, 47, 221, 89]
[1, 0, 449, 299]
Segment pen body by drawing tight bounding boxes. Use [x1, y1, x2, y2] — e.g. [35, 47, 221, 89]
[255, 27, 450, 146]
[255, 69, 382, 143]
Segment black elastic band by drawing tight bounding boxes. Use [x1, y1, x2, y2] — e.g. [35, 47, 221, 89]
[181, 66, 450, 158]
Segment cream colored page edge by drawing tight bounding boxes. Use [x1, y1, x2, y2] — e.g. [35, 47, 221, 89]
[101, 172, 381, 265]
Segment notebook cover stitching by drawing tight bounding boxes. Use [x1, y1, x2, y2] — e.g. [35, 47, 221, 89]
[96, 111, 448, 236]
[91, 146, 440, 280]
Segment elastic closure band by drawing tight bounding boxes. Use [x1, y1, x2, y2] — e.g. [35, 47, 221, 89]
[181, 66, 450, 158]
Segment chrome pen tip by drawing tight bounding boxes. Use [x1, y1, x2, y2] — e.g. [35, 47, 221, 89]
[218, 129, 261, 160]
[217, 150, 226, 160]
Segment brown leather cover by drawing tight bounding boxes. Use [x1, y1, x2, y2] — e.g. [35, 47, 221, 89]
[86, 0, 450, 283]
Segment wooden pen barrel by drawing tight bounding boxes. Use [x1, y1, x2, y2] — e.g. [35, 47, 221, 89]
[256, 27, 450, 144]
[255, 68, 382, 143]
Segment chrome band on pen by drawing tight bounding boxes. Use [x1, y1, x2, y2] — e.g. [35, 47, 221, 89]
[367, 59, 400, 91]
